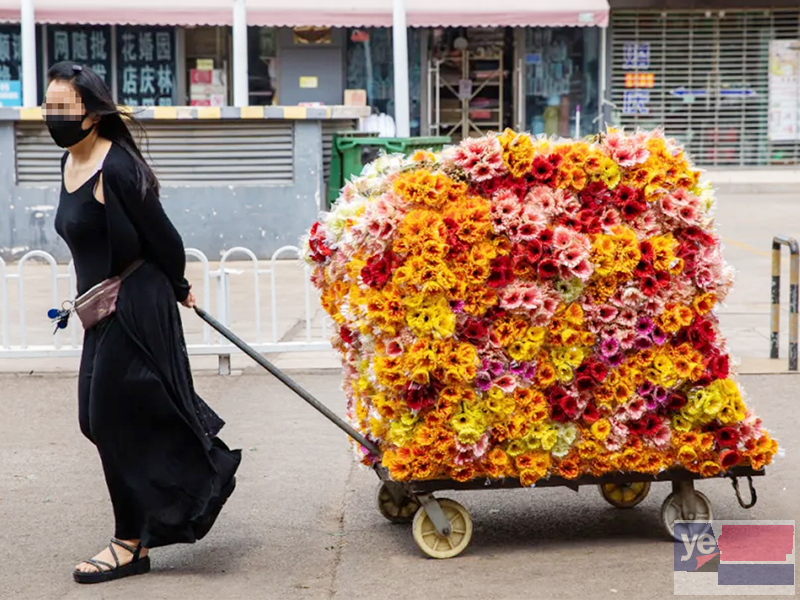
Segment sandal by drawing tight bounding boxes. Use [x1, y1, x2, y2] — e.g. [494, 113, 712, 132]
[73, 537, 151, 584]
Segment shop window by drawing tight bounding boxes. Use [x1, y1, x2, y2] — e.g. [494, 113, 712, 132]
[346, 28, 422, 135]
[248, 26, 277, 106]
[523, 27, 600, 139]
[116, 26, 178, 106]
[184, 26, 231, 106]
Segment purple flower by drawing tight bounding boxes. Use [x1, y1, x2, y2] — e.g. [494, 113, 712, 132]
[651, 325, 668, 346]
[638, 381, 655, 397]
[509, 362, 526, 376]
[488, 360, 505, 377]
[635, 316, 655, 336]
[450, 300, 466, 313]
[524, 363, 537, 380]
[644, 395, 659, 411]
[599, 336, 620, 358]
[654, 386, 668, 405]
[476, 372, 492, 392]
[606, 353, 625, 368]
[634, 336, 653, 351]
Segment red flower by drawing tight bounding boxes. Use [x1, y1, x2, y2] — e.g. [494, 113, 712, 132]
[582, 402, 600, 425]
[561, 396, 581, 420]
[622, 199, 647, 220]
[461, 318, 488, 342]
[589, 360, 609, 382]
[308, 221, 333, 262]
[531, 156, 556, 183]
[641, 275, 659, 296]
[615, 186, 641, 206]
[548, 386, 569, 406]
[361, 250, 398, 288]
[550, 403, 568, 423]
[488, 255, 515, 288]
[709, 353, 729, 380]
[538, 259, 560, 280]
[639, 240, 655, 262]
[655, 271, 671, 288]
[575, 374, 596, 392]
[406, 385, 437, 412]
[539, 228, 554, 246]
[628, 419, 647, 436]
[525, 239, 543, 264]
[644, 414, 662, 436]
[340, 326, 355, 345]
[716, 426, 740, 449]
[665, 392, 687, 412]
[634, 259, 655, 279]
[719, 448, 742, 469]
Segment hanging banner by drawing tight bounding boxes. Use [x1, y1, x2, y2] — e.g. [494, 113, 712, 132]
[117, 26, 177, 106]
[48, 26, 111, 84]
[768, 40, 800, 142]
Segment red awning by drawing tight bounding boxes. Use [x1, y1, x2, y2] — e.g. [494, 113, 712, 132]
[0, 0, 609, 28]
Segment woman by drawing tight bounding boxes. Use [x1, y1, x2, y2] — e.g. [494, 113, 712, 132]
[46, 62, 241, 584]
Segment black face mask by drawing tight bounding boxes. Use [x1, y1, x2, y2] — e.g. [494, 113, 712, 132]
[45, 113, 94, 148]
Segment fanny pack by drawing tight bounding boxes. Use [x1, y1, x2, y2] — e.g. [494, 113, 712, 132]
[72, 259, 144, 329]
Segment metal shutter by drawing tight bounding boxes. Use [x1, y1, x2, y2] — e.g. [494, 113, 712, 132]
[15, 120, 295, 185]
[611, 9, 800, 167]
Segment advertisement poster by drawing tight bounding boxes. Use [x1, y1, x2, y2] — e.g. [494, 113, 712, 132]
[190, 68, 227, 107]
[768, 40, 800, 142]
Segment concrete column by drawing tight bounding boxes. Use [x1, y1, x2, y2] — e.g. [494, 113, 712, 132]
[232, 0, 249, 107]
[21, 0, 37, 107]
[392, 0, 410, 137]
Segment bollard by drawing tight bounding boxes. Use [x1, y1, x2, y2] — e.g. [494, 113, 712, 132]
[770, 235, 799, 371]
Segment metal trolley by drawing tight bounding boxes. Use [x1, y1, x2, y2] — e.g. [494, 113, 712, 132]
[196, 307, 765, 559]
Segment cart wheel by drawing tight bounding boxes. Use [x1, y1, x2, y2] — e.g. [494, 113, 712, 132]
[412, 498, 473, 559]
[660, 490, 713, 539]
[376, 483, 420, 524]
[599, 481, 651, 508]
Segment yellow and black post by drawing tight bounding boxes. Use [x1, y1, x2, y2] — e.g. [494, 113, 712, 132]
[771, 235, 799, 371]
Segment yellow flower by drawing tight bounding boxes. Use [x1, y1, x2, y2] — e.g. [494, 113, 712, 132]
[590, 419, 612, 441]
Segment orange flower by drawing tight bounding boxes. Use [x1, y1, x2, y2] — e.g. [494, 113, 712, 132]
[412, 458, 437, 480]
[699, 461, 721, 478]
[578, 440, 601, 461]
[519, 469, 543, 487]
[450, 464, 476, 483]
[488, 447, 510, 467]
[415, 425, 435, 446]
[677, 445, 698, 464]
[693, 293, 716, 315]
[484, 462, 506, 479]
[389, 461, 412, 481]
[557, 457, 580, 480]
[535, 362, 557, 388]
[591, 419, 612, 441]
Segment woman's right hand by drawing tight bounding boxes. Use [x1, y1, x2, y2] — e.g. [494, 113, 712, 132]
[181, 285, 196, 309]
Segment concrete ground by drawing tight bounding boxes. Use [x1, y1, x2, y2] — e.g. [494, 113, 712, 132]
[0, 371, 796, 600]
[0, 189, 799, 599]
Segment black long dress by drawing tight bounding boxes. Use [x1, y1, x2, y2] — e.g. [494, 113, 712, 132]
[54, 143, 241, 549]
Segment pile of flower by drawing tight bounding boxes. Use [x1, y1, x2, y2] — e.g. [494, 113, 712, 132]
[302, 128, 778, 486]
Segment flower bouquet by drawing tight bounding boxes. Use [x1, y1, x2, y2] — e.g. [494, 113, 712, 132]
[302, 128, 778, 487]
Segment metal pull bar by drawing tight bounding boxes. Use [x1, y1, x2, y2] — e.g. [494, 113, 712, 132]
[193, 305, 382, 458]
[730, 475, 758, 509]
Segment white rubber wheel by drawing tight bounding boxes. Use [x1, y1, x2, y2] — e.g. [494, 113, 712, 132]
[660, 490, 713, 539]
[376, 483, 420, 524]
[412, 498, 473, 559]
[599, 481, 651, 508]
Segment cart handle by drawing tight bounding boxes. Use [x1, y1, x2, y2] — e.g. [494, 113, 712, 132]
[193, 306, 382, 458]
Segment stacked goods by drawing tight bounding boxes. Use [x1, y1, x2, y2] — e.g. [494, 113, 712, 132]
[302, 128, 778, 486]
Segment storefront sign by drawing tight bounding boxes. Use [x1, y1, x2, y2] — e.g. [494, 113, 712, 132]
[117, 26, 176, 106]
[622, 90, 650, 115]
[299, 76, 318, 89]
[197, 59, 214, 70]
[49, 26, 111, 84]
[622, 42, 650, 70]
[624, 72, 655, 89]
[190, 69, 227, 107]
[0, 79, 21, 106]
[768, 40, 800, 141]
[0, 25, 21, 84]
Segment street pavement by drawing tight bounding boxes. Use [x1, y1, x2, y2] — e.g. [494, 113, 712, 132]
[0, 370, 797, 600]
[1, 189, 799, 599]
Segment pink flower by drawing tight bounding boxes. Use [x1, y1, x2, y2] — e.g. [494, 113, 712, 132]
[651, 423, 671, 448]
[500, 284, 524, 310]
[597, 305, 619, 323]
[600, 208, 622, 230]
[386, 340, 404, 357]
[617, 307, 638, 327]
[618, 328, 638, 351]
[626, 397, 647, 421]
[572, 258, 594, 281]
[494, 374, 517, 394]
[520, 284, 545, 311]
[525, 186, 560, 217]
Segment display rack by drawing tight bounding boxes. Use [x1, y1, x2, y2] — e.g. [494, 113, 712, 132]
[429, 49, 504, 141]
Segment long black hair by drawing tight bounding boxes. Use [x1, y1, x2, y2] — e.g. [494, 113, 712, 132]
[46, 61, 159, 199]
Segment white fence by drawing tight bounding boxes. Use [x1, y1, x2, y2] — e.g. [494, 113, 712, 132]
[0, 246, 333, 374]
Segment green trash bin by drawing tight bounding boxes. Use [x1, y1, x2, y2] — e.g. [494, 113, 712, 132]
[327, 134, 451, 206]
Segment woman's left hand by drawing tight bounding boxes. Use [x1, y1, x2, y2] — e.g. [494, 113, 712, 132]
[181, 286, 196, 309]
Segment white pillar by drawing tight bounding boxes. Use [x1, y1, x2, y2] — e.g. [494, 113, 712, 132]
[232, 0, 249, 107]
[392, 0, 410, 137]
[21, 0, 37, 107]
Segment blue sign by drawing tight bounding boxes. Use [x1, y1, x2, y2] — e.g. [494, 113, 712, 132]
[0, 79, 21, 106]
[670, 87, 756, 99]
[623, 42, 650, 69]
[525, 53, 542, 65]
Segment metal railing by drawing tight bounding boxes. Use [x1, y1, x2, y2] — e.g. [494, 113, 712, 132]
[770, 235, 799, 371]
[0, 245, 331, 374]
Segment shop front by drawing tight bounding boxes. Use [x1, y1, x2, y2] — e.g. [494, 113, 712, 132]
[608, 4, 800, 167]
